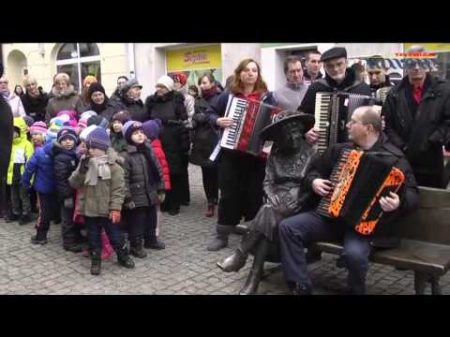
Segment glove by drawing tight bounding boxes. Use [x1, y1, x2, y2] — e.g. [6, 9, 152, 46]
[79, 154, 90, 174]
[157, 191, 166, 204]
[64, 197, 74, 209]
[125, 200, 136, 210]
[109, 210, 121, 224]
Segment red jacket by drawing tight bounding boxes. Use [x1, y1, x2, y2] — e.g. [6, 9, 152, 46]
[151, 139, 171, 190]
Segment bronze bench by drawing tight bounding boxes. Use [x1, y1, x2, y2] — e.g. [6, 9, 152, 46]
[311, 186, 450, 295]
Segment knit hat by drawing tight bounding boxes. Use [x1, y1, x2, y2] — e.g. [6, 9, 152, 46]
[86, 126, 111, 151]
[78, 118, 88, 130]
[121, 78, 142, 95]
[57, 110, 78, 128]
[87, 115, 109, 129]
[142, 119, 162, 141]
[156, 75, 174, 92]
[23, 115, 35, 128]
[29, 121, 48, 135]
[111, 110, 131, 125]
[83, 75, 97, 87]
[79, 124, 98, 142]
[172, 72, 187, 86]
[80, 110, 97, 121]
[87, 82, 106, 99]
[122, 120, 144, 144]
[57, 127, 78, 144]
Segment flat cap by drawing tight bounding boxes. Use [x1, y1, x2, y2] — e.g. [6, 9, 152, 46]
[321, 47, 347, 62]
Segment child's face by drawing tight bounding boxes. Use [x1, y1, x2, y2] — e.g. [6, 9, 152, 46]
[131, 129, 146, 145]
[88, 147, 106, 157]
[112, 121, 123, 133]
[31, 133, 44, 146]
[60, 138, 75, 150]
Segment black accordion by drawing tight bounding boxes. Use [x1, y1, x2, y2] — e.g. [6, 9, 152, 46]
[315, 92, 374, 153]
[316, 148, 405, 235]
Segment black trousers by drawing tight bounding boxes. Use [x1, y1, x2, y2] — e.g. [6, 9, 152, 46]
[0, 178, 10, 217]
[126, 206, 154, 246]
[35, 193, 59, 234]
[201, 165, 218, 205]
[162, 174, 183, 213]
[60, 201, 82, 245]
[179, 154, 190, 204]
[217, 151, 266, 227]
[85, 216, 125, 253]
[144, 205, 158, 242]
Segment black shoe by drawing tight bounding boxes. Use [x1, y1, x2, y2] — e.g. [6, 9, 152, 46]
[168, 209, 179, 216]
[130, 247, 148, 258]
[63, 243, 85, 253]
[117, 246, 135, 268]
[288, 282, 312, 295]
[5, 213, 19, 223]
[144, 239, 165, 250]
[19, 214, 32, 225]
[181, 201, 190, 206]
[31, 234, 48, 245]
[217, 250, 247, 272]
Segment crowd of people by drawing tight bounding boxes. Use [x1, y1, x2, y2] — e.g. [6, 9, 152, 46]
[0, 44, 449, 294]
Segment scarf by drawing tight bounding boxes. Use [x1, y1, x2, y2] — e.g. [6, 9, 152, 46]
[84, 154, 111, 186]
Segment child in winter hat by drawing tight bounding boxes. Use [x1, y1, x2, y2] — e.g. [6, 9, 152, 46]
[29, 121, 48, 148]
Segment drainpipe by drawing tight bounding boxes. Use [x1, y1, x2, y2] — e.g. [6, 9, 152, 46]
[128, 43, 136, 79]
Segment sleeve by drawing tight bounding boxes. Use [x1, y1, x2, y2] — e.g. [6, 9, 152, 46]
[148, 145, 165, 191]
[185, 95, 195, 121]
[298, 85, 317, 115]
[17, 98, 26, 117]
[207, 91, 229, 127]
[69, 162, 86, 190]
[303, 146, 338, 193]
[22, 151, 38, 190]
[429, 93, 450, 148]
[122, 155, 132, 203]
[54, 157, 74, 200]
[382, 94, 406, 150]
[109, 164, 125, 211]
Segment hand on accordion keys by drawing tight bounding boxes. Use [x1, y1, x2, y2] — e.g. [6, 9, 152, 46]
[305, 128, 319, 145]
[379, 191, 400, 213]
[216, 117, 234, 128]
[312, 178, 334, 197]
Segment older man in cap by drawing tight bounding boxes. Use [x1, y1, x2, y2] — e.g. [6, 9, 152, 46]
[382, 45, 450, 188]
[298, 47, 371, 145]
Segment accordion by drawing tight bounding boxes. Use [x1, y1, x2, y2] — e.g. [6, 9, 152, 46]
[315, 92, 374, 154]
[316, 148, 405, 235]
[220, 94, 281, 156]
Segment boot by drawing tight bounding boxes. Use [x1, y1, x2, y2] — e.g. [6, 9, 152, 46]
[205, 204, 215, 217]
[31, 231, 48, 245]
[116, 245, 135, 268]
[217, 229, 261, 272]
[130, 237, 147, 258]
[90, 251, 101, 275]
[239, 239, 269, 295]
[144, 237, 166, 250]
[207, 224, 231, 251]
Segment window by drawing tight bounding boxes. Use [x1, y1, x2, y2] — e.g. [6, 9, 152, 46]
[56, 43, 101, 93]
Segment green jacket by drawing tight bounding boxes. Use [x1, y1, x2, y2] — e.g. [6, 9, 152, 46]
[69, 148, 124, 218]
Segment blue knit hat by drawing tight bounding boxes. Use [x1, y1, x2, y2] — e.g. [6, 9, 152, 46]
[86, 126, 111, 151]
[57, 127, 78, 144]
[122, 120, 144, 144]
[142, 119, 162, 141]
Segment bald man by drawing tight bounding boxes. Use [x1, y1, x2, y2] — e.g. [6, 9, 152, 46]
[278, 106, 419, 295]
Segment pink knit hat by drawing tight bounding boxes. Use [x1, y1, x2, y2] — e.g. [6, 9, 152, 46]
[29, 121, 48, 135]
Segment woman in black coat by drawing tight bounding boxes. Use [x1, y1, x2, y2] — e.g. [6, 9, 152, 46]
[145, 75, 190, 215]
[190, 73, 221, 217]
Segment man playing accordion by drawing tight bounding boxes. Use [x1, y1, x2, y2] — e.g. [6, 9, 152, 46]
[278, 106, 419, 295]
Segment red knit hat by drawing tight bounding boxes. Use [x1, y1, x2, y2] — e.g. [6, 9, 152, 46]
[172, 72, 187, 86]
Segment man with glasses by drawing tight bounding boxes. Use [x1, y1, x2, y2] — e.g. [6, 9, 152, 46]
[278, 105, 419, 295]
[382, 46, 450, 188]
[297, 47, 371, 145]
[274, 55, 310, 111]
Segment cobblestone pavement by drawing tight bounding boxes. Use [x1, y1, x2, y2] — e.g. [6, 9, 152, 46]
[0, 165, 449, 295]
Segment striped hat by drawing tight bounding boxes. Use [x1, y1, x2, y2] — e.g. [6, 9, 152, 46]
[29, 121, 48, 135]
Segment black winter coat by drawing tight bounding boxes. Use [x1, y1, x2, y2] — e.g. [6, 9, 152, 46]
[145, 91, 190, 175]
[189, 90, 221, 166]
[107, 95, 148, 122]
[53, 143, 79, 201]
[21, 92, 49, 122]
[298, 67, 372, 115]
[303, 134, 419, 248]
[123, 144, 164, 208]
[382, 74, 450, 188]
[0, 95, 13, 179]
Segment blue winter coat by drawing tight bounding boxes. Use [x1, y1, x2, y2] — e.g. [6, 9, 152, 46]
[22, 141, 56, 194]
